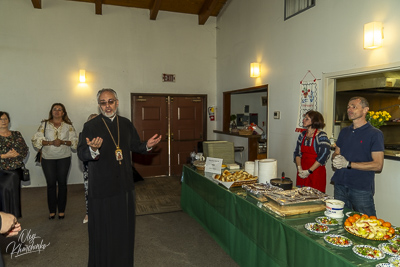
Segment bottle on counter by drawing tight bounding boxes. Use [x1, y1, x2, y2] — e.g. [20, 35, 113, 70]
[329, 135, 336, 149]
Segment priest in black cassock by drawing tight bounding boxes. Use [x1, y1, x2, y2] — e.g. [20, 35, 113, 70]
[77, 88, 161, 267]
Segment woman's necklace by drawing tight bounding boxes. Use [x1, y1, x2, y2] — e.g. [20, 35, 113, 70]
[102, 116, 123, 164]
[305, 129, 316, 140]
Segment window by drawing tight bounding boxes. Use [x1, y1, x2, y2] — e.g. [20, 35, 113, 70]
[285, 0, 315, 20]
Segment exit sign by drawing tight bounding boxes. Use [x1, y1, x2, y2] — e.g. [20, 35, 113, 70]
[162, 73, 175, 82]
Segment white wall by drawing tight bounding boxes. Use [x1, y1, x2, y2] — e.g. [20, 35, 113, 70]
[0, 0, 217, 186]
[217, 0, 400, 224]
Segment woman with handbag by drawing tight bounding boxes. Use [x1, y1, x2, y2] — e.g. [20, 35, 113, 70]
[0, 111, 29, 218]
[32, 103, 78, 220]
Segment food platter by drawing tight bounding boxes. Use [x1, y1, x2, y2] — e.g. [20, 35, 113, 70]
[344, 215, 395, 241]
[242, 183, 283, 202]
[344, 226, 394, 241]
[315, 216, 339, 226]
[305, 223, 330, 234]
[388, 256, 400, 266]
[352, 245, 385, 260]
[390, 236, 400, 246]
[375, 263, 394, 267]
[264, 187, 330, 206]
[323, 234, 352, 247]
[213, 170, 257, 188]
[379, 243, 400, 257]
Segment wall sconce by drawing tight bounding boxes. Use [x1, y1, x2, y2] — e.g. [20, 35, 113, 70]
[79, 69, 86, 83]
[364, 22, 383, 49]
[250, 63, 260, 78]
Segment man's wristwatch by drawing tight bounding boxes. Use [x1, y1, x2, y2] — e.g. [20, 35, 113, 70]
[347, 161, 352, 169]
[308, 169, 313, 174]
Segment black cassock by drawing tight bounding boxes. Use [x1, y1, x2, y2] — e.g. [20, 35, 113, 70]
[78, 114, 148, 267]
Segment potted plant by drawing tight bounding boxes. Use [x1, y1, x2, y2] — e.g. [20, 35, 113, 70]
[366, 111, 391, 129]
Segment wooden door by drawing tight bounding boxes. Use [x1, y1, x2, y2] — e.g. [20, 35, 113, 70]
[170, 96, 205, 175]
[131, 95, 168, 176]
[131, 94, 206, 177]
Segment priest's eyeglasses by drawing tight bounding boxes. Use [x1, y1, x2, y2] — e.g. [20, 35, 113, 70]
[99, 99, 117, 106]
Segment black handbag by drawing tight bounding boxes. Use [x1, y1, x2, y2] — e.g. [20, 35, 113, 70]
[35, 149, 42, 163]
[21, 164, 30, 182]
[35, 121, 47, 163]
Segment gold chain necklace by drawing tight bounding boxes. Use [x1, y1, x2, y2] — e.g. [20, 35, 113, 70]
[102, 116, 123, 164]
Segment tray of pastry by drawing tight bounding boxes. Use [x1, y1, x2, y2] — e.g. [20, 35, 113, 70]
[213, 170, 258, 188]
[264, 187, 331, 206]
[242, 183, 283, 202]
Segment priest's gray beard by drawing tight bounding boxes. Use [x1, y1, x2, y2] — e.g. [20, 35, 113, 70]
[100, 109, 117, 119]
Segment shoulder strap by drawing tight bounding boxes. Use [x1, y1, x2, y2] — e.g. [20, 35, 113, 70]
[44, 121, 47, 138]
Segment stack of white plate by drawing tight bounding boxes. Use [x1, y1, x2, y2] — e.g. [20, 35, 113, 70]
[244, 161, 255, 175]
[258, 159, 277, 184]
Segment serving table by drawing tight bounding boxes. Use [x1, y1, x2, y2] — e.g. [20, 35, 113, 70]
[181, 165, 392, 267]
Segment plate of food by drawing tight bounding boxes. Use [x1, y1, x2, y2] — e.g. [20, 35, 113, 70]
[305, 223, 330, 234]
[388, 256, 400, 266]
[394, 226, 400, 236]
[379, 243, 400, 257]
[344, 214, 395, 240]
[390, 236, 400, 246]
[375, 262, 393, 267]
[323, 234, 352, 247]
[375, 263, 394, 267]
[315, 216, 339, 226]
[352, 245, 385, 260]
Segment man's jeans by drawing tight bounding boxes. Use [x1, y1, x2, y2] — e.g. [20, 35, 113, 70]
[334, 184, 376, 216]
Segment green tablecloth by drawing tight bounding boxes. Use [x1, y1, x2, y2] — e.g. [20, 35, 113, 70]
[180, 165, 392, 267]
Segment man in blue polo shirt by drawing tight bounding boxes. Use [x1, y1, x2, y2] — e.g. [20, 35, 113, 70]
[331, 96, 384, 216]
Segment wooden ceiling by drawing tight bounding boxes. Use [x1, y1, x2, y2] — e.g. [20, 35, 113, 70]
[30, 0, 229, 25]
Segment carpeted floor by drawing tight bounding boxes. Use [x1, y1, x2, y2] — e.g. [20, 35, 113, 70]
[135, 176, 182, 216]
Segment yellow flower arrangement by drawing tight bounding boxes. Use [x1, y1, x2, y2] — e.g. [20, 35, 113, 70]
[366, 111, 391, 129]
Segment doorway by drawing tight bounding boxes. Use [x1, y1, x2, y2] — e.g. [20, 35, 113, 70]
[222, 85, 268, 132]
[131, 94, 207, 177]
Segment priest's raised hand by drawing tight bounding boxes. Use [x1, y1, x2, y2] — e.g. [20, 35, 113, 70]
[146, 134, 162, 149]
[86, 137, 103, 152]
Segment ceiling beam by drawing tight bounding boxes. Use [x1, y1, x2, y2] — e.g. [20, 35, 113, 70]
[31, 0, 41, 9]
[150, 0, 162, 20]
[95, 0, 102, 15]
[198, 0, 218, 25]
